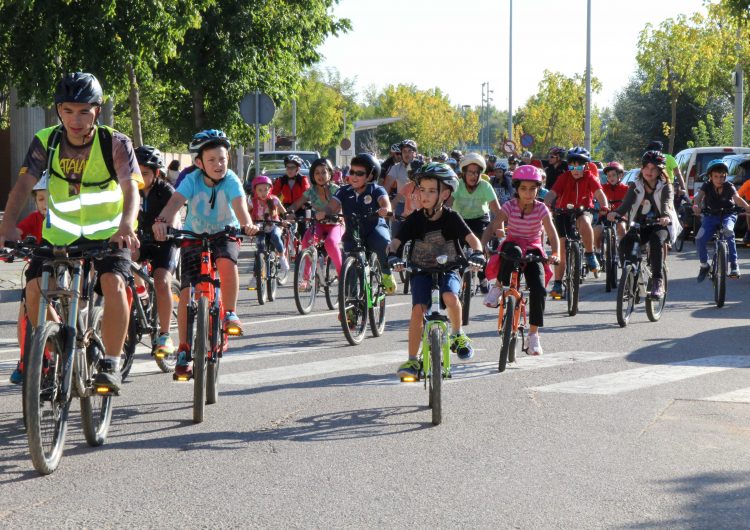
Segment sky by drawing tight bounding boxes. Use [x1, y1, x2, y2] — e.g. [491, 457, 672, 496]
[317, 0, 708, 113]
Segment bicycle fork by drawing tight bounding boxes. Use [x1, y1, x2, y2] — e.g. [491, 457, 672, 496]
[421, 319, 451, 383]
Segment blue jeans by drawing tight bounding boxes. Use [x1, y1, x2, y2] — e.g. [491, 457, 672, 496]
[343, 224, 392, 274]
[696, 214, 737, 264]
[256, 226, 284, 254]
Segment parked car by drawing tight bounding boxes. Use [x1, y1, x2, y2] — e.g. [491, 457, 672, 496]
[621, 168, 640, 186]
[719, 154, 750, 186]
[673, 146, 750, 197]
[245, 150, 320, 181]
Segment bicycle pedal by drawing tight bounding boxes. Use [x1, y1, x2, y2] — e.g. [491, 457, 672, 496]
[173, 372, 192, 382]
[94, 385, 119, 396]
[400, 375, 419, 383]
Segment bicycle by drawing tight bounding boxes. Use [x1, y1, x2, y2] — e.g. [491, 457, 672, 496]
[169, 226, 243, 423]
[253, 220, 287, 305]
[8, 240, 118, 475]
[292, 216, 339, 314]
[491, 246, 548, 373]
[338, 212, 387, 346]
[553, 206, 591, 316]
[459, 242, 479, 326]
[280, 220, 300, 284]
[120, 258, 182, 378]
[600, 218, 619, 293]
[701, 206, 745, 308]
[615, 218, 669, 327]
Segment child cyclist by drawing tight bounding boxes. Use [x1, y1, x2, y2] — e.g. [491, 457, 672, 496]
[594, 161, 629, 255]
[543, 146, 610, 298]
[286, 157, 343, 276]
[133, 146, 179, 359]
[692, 159, 750, 280]
[387, 163, 486, 380]
[153, 129, 257, 379]
[248, 174, 290, 278]
[480, 166, 560, 355]
[320, 153, 396, 294]
[8, 177, 48, 384]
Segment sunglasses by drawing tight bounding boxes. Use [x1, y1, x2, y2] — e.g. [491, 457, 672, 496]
[568, 164, 585, 171]
[349, 170, 368, 177]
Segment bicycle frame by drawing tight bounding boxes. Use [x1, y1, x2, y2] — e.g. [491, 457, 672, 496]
[419, 278, 451, 384]
[497, 267, 526, 338]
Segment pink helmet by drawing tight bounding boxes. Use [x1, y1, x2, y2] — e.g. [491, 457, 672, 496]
[511, 165, 543, 183]
[604, 161, 624, 173]
[252, 175, 272, 188]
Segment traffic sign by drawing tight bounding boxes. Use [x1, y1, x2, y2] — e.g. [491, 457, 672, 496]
[239, 92, 275, 125]
[340, 138, 352, 150]
[502, 140, 516, 154]
[521, 133, 535, 148]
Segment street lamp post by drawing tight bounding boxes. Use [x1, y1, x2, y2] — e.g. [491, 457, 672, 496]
[584, 0, 592, 151]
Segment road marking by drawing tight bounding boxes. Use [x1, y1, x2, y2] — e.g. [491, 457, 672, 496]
[529, 355, 750, 395]
[248, 302, 411, 326]
[701, 387, 750, 404]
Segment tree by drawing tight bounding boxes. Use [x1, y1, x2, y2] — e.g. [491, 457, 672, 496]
[636, 14, 719, 153]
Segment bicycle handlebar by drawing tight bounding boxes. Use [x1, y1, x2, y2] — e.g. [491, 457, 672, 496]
[701, 206, 746, 216]
[3, 239, 119, 260]
[167, 225, 243, 241]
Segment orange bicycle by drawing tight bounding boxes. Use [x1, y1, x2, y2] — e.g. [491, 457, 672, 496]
[491, 245, 548, 373]
[169, 226, 243, 423]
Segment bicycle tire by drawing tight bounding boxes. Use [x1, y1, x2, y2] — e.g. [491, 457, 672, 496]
[646, 266, 668, 321]
[294, 248, 317, 314]
[206, 305, 221, 405]
[255, 251, 267, 305]
[428, 325, 442, 426]
[277, 237, 291, 285]
[616, 265, 636, 327]
[80, 307, 114, 447]
[604, 229, 617, 292]
[21, 315, 32, 430]
[324, 255, 338, 310]
[567, 242, 581, 316]
[461, 270, 472, 326]
[155, 281, 182, 373]
[498, 295, 516, 373]
[368, 254, 386, 337]
[267, 252, 278, 302]
[193, 297, 209, 423]
[120, 304, 138, 382]
[24, 321, 67, 475]
[714, 242, 727, 308]
[338, 256, 367, 345]
[400, 241, 412, 294]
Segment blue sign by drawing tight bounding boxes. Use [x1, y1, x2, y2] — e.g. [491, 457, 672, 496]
[520, 134, 534, 148]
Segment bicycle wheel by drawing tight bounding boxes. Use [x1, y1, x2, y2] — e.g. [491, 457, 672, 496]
[294, 248, 317, 314]
[401, 240, 412, 294]
[277, 238, 291, 285]
[80, 307, 114, 447]
[368, 254, 386, 337]
[120, 303, 138, 382]
[155, 281, 182, 373]
[193, 297, 209, 423]
[646, 266, 668, 321]
[324, 255, 338, 310]
[206, 306, 221, 405]
[714, 243, 727, 308]
[616, 264, 636, 327]
[255, 251, 267, 305]
[338, 256, 367, 345]
[428, 326, 442, 426]
[498, 296, 516, 373]
[24, 321, 67, 475]
[567, 243, 581, 316]
[604, 229, 617, 292]
[267, 252, 278, 302]
[461, 270, 472, 326]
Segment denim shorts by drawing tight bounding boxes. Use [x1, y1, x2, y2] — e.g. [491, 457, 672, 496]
[410, 270, 461, 308]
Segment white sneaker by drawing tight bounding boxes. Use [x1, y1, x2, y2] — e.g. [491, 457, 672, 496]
[483, 284, 502, 308]
[528, 333, 543, 356]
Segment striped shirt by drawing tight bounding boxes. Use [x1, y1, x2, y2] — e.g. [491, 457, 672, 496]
[501, 199, 550, 245]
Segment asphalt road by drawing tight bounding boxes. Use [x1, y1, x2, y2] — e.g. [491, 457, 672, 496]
[1, 241, 750, 529]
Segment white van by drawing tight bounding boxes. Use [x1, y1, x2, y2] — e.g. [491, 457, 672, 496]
[674, 146, 750, 197]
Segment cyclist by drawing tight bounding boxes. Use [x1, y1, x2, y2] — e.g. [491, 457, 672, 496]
[544, 146, 609, 299]
[435, 152, 449, 163]
[248, 174, 290, 276]
[606, 150, 677, 299]
[452, 152, 502, 293]
[380, 143, 402, 185]
[647, 140, 686, 193]
[272, 154, 310, 219]
[446, 157, 460, 174]
[287, 157, 343, 276]
[384, 139, 421, 228]
[594, 161, 629, 255]
[320, 153, 396, 294]
[133, 145, 179, 358]
[545, 146, 567, 190]
[153, 129, 258, 379]
[480, 165, 560, 355]
[692, 159, 750, 280]
[490, 160, 513, 204]
[0, 72, 143, 394]
[387, 162, 486, 379]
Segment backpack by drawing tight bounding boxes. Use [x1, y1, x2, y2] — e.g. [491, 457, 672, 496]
[45, 125, 118, 187]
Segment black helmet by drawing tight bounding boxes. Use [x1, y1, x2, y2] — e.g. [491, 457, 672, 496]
[134, 145, 165, 170]
[641, 150, 666, 168]
[450, 149, 463, 160]
[567, 146, 591, 163]
[284, 154, 304, 167]
[413, 162, 459, 193]
[646, 140, 664, 151]
[548, 146, 567, 159]
[487, 154, 498, 165]
[434, 152, 448, 162]
[390, 143, 402, 154]
[309, 157, 334, 181]
[400, 139, 417, 151]
[350, 153, 381, 181]
[54, 73, 103, 105]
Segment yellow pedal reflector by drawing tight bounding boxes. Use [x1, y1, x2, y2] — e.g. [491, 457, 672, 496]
[176, 375, 189, 382]
[155, 352, 165, 359]
[226, 326, 242, 336]
[401, 376, 417, 383]
[95, 386, 110, 394]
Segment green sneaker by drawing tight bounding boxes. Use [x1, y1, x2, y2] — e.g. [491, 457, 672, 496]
[450, 332, 474, 360]
[397, 359, 421, 381]
[382, 273, 397, 295]
[154, 333, 175, 359]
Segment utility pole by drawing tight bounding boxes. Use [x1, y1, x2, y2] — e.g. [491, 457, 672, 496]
[292, 99, 297, 150]
[584, 0, 592, 151]
[734, 25, 744, 146]
[508, 0, 513, 143]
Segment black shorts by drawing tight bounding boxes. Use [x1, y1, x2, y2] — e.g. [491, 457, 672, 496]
[179, 237, 240, 290]
[24, 238, 132, 296]
[553, 210, 592, 239]
[135, 242, 179, 274]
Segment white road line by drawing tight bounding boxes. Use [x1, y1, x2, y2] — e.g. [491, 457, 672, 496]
[701, 387, 750, 404]
[529, 355, 750, 395]
[248, 302, 412, 326]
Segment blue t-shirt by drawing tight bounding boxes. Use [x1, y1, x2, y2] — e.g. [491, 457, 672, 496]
[177, 168, 245, 234]
[334, 183, 388, 239]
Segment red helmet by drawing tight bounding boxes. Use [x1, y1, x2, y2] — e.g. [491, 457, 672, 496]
[511, 165, 543, 183]
[604, 161, 624, 173]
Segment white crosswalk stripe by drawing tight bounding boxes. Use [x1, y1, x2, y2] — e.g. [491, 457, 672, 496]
[700, 387, 750, 404]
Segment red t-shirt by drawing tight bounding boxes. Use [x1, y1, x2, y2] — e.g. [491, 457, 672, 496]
[551, 170, 602, 209]
[601, 182, 629, 210]
[17, 210, 44, 243]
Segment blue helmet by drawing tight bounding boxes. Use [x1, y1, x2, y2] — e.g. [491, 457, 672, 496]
[567, 146, 590, 163]
[706, 159, 729, 174]
[189, 129, 231, 156]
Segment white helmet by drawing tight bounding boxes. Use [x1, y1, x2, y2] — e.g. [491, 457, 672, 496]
[459, 152, 487, 173]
